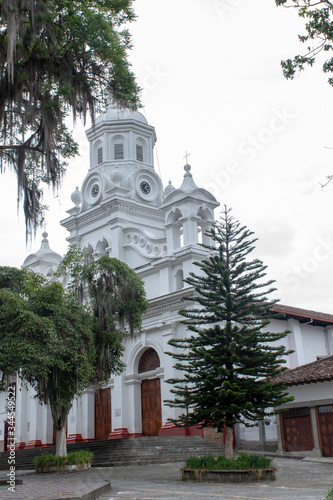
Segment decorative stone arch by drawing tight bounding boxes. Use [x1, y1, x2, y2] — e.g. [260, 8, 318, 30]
[83, 244, 94, 264]
[111, 134, 126, 160]
[127, 339, 164, 376]
[93, 140, 103, 166]
[96, 237, 110, 257]
[197, 206, 214, 246]
[166, 208, 183, 250]
[126, 341, 164, 437]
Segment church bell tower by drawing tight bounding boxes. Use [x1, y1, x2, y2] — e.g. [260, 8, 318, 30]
[61, 103, 167, 267]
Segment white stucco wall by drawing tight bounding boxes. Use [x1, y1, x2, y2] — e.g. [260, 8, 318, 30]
[285, 381, 333, 405]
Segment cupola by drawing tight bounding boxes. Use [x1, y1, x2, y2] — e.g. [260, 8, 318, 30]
[161, 164, 219, 250]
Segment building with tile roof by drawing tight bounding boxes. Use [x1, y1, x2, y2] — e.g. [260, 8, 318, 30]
[269, 356, 333, 457]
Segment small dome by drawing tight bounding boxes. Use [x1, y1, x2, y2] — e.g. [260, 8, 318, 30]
[164, 180, 176, 197]
[22, 232, 62, 270]
[95, 102, 147, 125]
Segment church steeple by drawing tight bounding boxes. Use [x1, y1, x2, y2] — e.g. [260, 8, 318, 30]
[61, 103, 166, 266]
[75, 103, 162, 212]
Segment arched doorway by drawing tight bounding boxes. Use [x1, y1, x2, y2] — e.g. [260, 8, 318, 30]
[139, 348, 162, 436]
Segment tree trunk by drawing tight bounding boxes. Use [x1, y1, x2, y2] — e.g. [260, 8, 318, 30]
[225, 425, 234, 460]
[55, 426, 67, 457]
[50, 400, 72, 457]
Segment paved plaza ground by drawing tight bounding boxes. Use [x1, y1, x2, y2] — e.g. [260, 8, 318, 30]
[95, 457, 333, 500]
[1, 455, 333, 500]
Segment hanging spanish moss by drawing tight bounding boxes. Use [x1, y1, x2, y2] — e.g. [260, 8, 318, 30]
[0, 0, 140, 240]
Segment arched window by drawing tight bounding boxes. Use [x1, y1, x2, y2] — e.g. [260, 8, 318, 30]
[197, 208, 212, 246]
[114, 142, 124, 160]
[83, 245, 94, 264]
[166, 209, 183, 250]
[96, 238, 109, 257]
[138, 348, 160, 373]
[112, 135, 125, 160]
[136, 144, 143, 162]
[135, 138, 146, 162]
[97, 146, 103, 164]
[94, 141, 103, 166]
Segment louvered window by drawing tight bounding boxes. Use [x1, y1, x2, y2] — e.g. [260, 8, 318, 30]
[114, 143, 124, 160]
[97, 147, 103, 164]
[136, 144, 143, 162]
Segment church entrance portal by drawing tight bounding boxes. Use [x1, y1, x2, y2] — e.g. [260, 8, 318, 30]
[95, 388, 111, 440]
[139, 349, 162, 436]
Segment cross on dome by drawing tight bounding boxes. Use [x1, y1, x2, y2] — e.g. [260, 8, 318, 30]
[183, 151, 191, 164]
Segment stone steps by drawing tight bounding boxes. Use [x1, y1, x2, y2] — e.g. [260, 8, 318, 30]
[0, 436, 226, 471]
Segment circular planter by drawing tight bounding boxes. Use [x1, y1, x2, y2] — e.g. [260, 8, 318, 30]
[181, 467, 276, 483]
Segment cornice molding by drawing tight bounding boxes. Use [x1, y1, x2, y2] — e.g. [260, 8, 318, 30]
[145, 287, 195, 317]
[61, 198, 165, 231]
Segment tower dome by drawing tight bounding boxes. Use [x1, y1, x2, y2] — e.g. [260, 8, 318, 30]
[95, 102, 148, 125]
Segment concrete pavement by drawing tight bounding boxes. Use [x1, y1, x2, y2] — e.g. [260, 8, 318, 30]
[1, 454, 333, 500]
[95, 456, 333, 500]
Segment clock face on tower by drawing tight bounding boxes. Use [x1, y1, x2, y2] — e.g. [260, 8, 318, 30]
[135, 173, 158, 202]
[140, 180, 151, 195]
[85, 177, 102, 205]
[91, 183, 100, 198]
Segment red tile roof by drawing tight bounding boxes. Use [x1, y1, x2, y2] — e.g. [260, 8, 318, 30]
[273, 356, 333, 386]
[271, 304, 333, 327]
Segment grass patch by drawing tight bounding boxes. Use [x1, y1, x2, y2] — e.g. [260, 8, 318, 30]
[325, 489, 333, 500]
[184, 453, 272, 471]
[34, 450, 94, 471]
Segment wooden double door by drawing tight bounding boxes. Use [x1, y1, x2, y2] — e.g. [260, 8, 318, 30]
[95, 388, 111, 440]
[141, 378, 162, 436]
[94, 380, 161, 439]
[281, 407, 314, 452]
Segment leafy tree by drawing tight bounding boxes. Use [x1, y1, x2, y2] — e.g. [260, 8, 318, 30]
[0, 0, 141, 238]
[59, 246, 149, 382]
[165, 207, 292, 459]
[276, 1, 333, 83]
[0, 268, 94, 456]
[0, 254, 148, 456]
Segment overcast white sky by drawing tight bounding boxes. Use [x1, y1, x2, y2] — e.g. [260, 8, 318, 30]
[1, 0, 333, 314]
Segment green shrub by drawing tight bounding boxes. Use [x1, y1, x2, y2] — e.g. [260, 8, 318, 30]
[66, 450, 94, 465]
[325, 489, 333, 500]
[34, 450, 93, 471]
[184, 453, 272, 471]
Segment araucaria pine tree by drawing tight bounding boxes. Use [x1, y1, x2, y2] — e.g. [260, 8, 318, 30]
[166, 206, 292, 459]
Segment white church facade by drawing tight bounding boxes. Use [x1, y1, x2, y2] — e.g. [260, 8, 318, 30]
[1, 104, 333, 453]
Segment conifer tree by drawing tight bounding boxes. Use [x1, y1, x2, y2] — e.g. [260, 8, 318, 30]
[165, 206, 292, 459]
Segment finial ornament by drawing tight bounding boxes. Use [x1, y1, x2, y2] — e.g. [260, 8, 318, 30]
[183, 151, 191, 164]
[71, 186, 82, 207]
